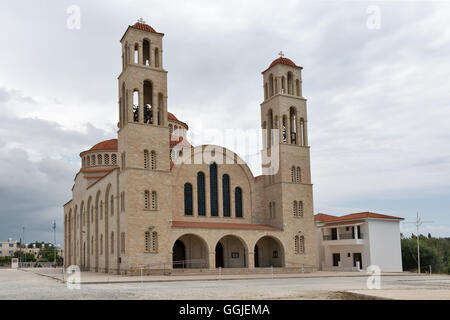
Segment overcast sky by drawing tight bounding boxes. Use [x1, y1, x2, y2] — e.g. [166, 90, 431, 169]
[1, 0, 449, 245]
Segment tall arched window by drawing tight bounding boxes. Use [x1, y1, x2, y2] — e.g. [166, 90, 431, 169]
[296, 79, 300, 96]
[91, 236, 94, 255]
[98, 154, 102, 165]
[145, 231, 150, 252]
[289, 107, 297, 144]
[110, 195, 114, 216]
[298, 201, 304, 217]
[222, 174, 231, 217]
[151, 150, 156, 169]
[293, 201, 298, 217]
[87, 156, 90, 166]
[287, 72, 293, 94]
[144, 190, 150, 209]
[299, 235, 305, 253]
[151, 191, 157, 210]
[134, 43, 139, 64]
[144, 150, 149, 169]
[92, 155, 96, 166]
[291, 166, 296, 182]
[294, 235, 299, 254]
[184, 183, 193, 216]
[197, 172, 206, 216]
[111, 154, 117, 165]
[264, 83, 268, 99]
[267, 109, 274, 148]
[143, 39, 150, 66]
[210, 163, 218, 216]
[300, 118, 306, 146]
[296, 167, 301, 183]
[110, 232, 114, 254]
[104, 154, 110, 165]
[235, 187, 243, 218]
[100, 234, 103, 255]
[143, 81, 153, 124]
[152, 232, 158, 252]
[133, 90, 139, 122]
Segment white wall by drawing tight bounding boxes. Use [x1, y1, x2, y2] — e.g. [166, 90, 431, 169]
[367, 219, 403, 272]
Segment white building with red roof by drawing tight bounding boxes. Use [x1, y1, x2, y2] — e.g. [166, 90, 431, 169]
[314, 212, 404, 272]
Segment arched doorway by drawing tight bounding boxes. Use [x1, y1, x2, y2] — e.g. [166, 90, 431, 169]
[215, 235, 248, 268]
[173, 240, 185, 268]
[254, 236, 284, 267]
[215, 242, 224, 268]
[172, 234, 209, 269]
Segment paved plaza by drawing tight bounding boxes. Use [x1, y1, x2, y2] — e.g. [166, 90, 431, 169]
[0, 268, 449, 300]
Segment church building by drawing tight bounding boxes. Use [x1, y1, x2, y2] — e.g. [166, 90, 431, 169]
[63, 21, 316, 274]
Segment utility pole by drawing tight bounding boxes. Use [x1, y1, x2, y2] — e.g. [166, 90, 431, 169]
[405, 212, 433, 274]
[53, 221, 57, 267]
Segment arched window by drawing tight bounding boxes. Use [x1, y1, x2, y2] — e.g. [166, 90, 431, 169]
[92, 155, 96, 166]
[152, 232, 158, 252]
[100, 201, 103, 220]
[296, 79, 300, 96]
[143, 39, 150, 66]
[235, 187, 243, 218]
[281, 76, 286, 93]
[110, 195, 114, 216]
[87, 156, 90, 166]
[111, 154, 117, 165]
[293, 201, 298, 217]
[98, 154, 102, 165]
[210, 163, 218, 216]
[154, 47, 160, 68]
[291, 166, 296, 182]
[151, 150, 156, 169]
[158, 93, 163, 125]
[289, 107, 297, 144]
[133, 90, 139, 122]
[151, 191, 157, 210]
[91, 236, 94, 255]
[104, 154, 110, 165]
[298, 201, 304, 217]
[121, 232, 125, 253]
[267, 109, 273, 148]
[100, 234, 103, 255]
[299, 235, 305, 253]
[197, 172, 206, 216]
[143, 80, 153, 124]
[294, 235, 299, 254]
[300, 118, 306, 146]
[221, 174, 231, 217]
[184, 183, 193, 216]
[287, 72, 293, 94]
[144, 190, 150, 209]
[144, 150, 149, 169]
[145, 231, 150, 252]
[110, 232, 114, 254]
[296, 167, 301, 183]
[264, 83, 268, 100]
[134, 43, 139, 64]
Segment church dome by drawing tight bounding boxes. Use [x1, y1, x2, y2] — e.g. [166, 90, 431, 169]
[262, 56, 302, 73]
[131, 22, 157, 33]
[89, 139, 118, 151]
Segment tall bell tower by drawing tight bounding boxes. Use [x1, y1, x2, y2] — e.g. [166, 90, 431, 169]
[117, 20, 171, 271]
[260, 53, 316, 266]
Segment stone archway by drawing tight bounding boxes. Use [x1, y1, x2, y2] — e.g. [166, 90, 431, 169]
[215, 235, 248, 268]
[172, 234, 209, 269]
[254, 236, 284, 267]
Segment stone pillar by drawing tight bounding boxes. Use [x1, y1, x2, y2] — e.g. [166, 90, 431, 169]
[139, 91, 144, 123]
[248, 251, 255, 269]
[209, 252, 216, 269]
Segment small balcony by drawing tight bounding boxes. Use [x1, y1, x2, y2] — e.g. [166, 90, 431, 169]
[323, 233, 363, 241]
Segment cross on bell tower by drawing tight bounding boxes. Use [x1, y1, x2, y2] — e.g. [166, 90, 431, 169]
[278, 51, 284, 58]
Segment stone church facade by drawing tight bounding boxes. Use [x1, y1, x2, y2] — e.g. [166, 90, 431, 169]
[63, 21, 316, 274]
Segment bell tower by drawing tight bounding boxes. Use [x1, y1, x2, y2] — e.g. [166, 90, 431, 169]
[117, 20, 171, 271]
[260, 53, 316, 265]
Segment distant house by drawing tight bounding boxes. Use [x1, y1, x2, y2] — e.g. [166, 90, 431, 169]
[315, 212, 404, 272]
[0, 238, 19, 257]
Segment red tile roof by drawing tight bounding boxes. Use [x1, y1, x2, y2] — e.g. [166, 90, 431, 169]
[262, 57, 302, 73]
[172, 221, 282, 231]
[315, 212, 404, 222]
[168, 112, 189, 129]
[89, 139, 118, 151]
[131, 22, 156, 33]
